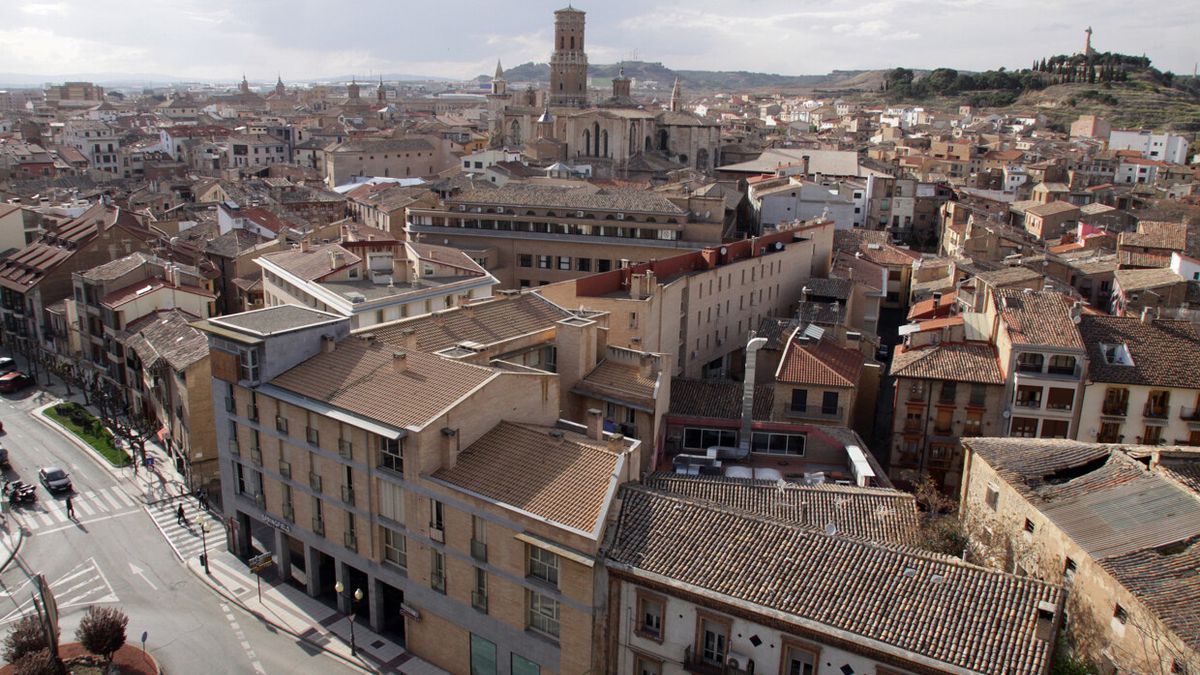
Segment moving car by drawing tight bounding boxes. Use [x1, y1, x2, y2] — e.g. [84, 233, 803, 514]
[38, 467, 72, 493]
[0, 357, 16, 374]
[0, 371, 33, 393]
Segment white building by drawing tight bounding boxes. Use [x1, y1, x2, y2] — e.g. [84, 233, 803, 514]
[1108, 129, 1189, 165]
[749, 177, 856, 230]
[1170, 251, 1200, 282]
[63, 119, 120, 174]
[460, 148, 521, 174]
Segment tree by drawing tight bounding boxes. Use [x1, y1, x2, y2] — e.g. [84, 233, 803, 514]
[910, 474, 969, 557]
[75, 606, 127, 663]
[112, 413, 157, 465]
[3, 615, 49, 664]
[12, 649, 62, 675]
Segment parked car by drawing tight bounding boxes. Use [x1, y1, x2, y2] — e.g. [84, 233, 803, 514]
[38, 467, 72, 493]
[0, 357, 16, 374]
[0, 371, 33, 393]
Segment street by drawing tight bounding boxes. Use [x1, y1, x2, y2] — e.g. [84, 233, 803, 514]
[0, 383, 360, 675]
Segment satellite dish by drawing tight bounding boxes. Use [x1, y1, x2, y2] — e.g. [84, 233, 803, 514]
[824, 522, 837, 536]
[902, 568, 917, 578]
[1001, 409, 1012, 419]
[719, 246, 728, 255]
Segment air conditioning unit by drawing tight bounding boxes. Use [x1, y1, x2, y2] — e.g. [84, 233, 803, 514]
[495, 206, 504, 213]
[576, 210, 584, 217]
[726, 653, 752, 670]
[616, 213, 625, 220]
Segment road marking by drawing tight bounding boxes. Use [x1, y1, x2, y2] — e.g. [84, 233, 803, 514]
[128, 562, 158, 591]
[110, 488, 136, 508]
[50, 506, 68, 523]
[35, 512, 54, 527]
[220, 603, 267, 675]
[0, 558, 118, 623]
[98, 489, 124, 510]
[74, 497, 95, 517]
[33, 508, 139, 536]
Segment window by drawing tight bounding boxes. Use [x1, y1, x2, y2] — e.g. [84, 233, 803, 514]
[1016, 352, 1044, 373]
[275, 414, 289, 434]
[969, 384, 987, 406]
[683, 427, 736, 450]
[431, 499, 445, 531]
[379, 481, 404, 523]
[471, 515, 487, 561]
[379, 436, 403, 474]
[1024, 518, 1036, 535]
[239, 347, 260, 382]
[635, 656, 662, 675]
[473, 567, 488, 612]
[431, 549, 446, 593]
[1113, 604, 1128, 625]
[537, 255, 551, 269]
[528, 545, 559, 586]
[635, 589, 665, 641]
[469, 634, 497, 675]
[985, 483, 1000, 510]
[597, 259, 611, 272]
[821, 391, 840, 416]
[1010, 416, 1038, 437]
[527, 589, 560, 639]
[1064, 557, 1077, 582]
[1047, 354, 1076, 375]
[751, 432, 806, 456]
[939, 381, 957, 404]
[557, 256, 571, 270]
[790, 389, 808, 412]
[306, 425, 319, 445]
[577, 258, 591, 272]
[697, 613, 730, 665]
[511, 654, 540, 675]
[383, 527, 406, 570]
[782, 640, 819, 675]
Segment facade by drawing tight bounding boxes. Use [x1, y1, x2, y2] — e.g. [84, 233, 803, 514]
[748, 177, 855, 230]
[771, 330, 872, 434]
[323, 138, 444, 187]
[1022, 201, 1080, 241]
[1076, 314, 1200, 446]
[548, 7, 588, 108]
[538, 220, 834, 378]
[1108, 129, 1189, 165]
[832, 229, 919, 309]
[223, 134, 289, 170]
[405, 182, 728, 290]
[63, 119, 121, 174]
[258, 227, 497, 330]
[889, 340, 1006, 492]
[196, 304, 641, 675]
[960, 439, 1200, 674]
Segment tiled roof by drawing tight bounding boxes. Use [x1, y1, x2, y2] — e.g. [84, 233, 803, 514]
[975, 266, 1043, 287]
[450, 183, 687, 215]
[995, 288, 1084, 350]
[890, 342, 1004, 384]
[1100, 536, 1200, 654]
[331, 138, 436, 154]
[370, 293, 571, 353]
[1078, 315, 1200, 388]
[260, 243, 361, 281]
[1113, 267, 1184, 292]
[1119, 221, 1188, 251]
[776, 337, 864, 387]
[833, 229, 920, 267]
[432, 422, 620, 535]
[210, 305, 341, 336]
[79, 251, 158, 281]
[830, 251, 884, 291]
[573, 360, 658, 411]
[797, 276, 852, 299]
[607, 485, 1061, 674]
[125, 310, 209, 372]
[642, 473, 920, 546]
[1116, 249, 1172, 268]
[204, 229, 270, 258]
[668, 377, 774, 421]
[271, 337, 494, 431]
[1025, 201, 1079, 217]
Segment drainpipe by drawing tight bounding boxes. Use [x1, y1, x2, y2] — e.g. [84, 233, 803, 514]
[739, 337, 768, 455]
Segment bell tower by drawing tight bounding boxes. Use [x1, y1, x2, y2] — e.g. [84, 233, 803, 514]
[549, 6, 588, 107]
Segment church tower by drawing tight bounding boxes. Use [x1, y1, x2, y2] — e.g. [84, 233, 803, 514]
[491, 60, 507, 96]
[669, 77, 683, 112]
[486, 59, 514, 146]
[377, 76, 387, 103]
[275, 75, 285, 97]
[240, 74, 250, 94]
[612, 67, 631, 99]
[549, 6, 588, 107]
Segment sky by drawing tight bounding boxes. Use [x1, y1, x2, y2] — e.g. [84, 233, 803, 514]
[0, 0, 1196, 83]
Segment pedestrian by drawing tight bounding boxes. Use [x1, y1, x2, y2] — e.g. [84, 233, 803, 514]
[66, 496, 75, 520]
[176, 503, 186, 526]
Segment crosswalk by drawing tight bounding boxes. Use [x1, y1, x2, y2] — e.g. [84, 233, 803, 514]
[145, 499, 217, 564]
[0, 558, 118, 625]
[13, 486, 140, 534]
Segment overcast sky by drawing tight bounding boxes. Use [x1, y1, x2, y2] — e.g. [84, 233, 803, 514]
[1, 0, 1196, 82]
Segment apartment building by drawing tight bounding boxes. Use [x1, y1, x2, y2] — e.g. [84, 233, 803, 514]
[63, 119, 121, 174]
[771, 329, 875, 437]
[196, 304, 640, 675]
[1108, 129, 1189, 165]
[223, 134, 289, 170]
[538, 220, 834, 378]
[889, 339, 1006, 492]
[323, 138, 445, 187]
[987, 288, 1087, 439]
[405, 182, 730, 289]
[1076, 314, 1200, 446]
[258, 225, 497, 329]
[960, 439, 1200, 674]
[832, 229, 919, 309]
[608, 476, 1063, 675]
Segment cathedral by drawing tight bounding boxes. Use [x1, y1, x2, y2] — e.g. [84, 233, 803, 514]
[487, 6, 720, 178]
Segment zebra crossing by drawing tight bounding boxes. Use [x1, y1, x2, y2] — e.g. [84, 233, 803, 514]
[15, 486, 140, 534]
[145, 500, 216, 564]
[0, 558, 118, 625]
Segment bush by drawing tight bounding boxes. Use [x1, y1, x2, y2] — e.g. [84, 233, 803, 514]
[13, 648, 61, 675]
[3, 615, 49, 664]
[75, 606, 127, 662]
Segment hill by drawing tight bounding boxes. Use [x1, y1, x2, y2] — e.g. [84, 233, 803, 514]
[494, 61, 887, 94]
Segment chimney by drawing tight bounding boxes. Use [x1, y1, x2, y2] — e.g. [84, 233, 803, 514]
[1140, 305, 1153, 324]
[630, 273, 645, 300]
[606, 433, 625, 454]
[321, 335, 336, 353]
[801, 155, 811, 177]
[932, 291, 942, 303]
[391, 351, 408, 372]
[638, 354, 656, 379]
[400, 328, 418, 351]
[739, 337, 768, 454]
[461, 302, 474, 318]
[586, 408, 604, 441]
[301, 239, 310, 252]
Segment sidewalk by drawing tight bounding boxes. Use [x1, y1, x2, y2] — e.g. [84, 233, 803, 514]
[182, 540, 445, 675]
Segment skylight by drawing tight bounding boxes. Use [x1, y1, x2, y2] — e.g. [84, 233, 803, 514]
[1100, 343, 1134, 366]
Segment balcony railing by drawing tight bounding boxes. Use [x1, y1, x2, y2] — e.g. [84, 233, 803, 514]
[312, 517, 325, 536]
[1180, 407, 1200, 421]
[1097, 433, 1124, 443]
[471, 591, 488, 612]
[1102, 402, 1128, 416]
[341, 485, 355, 505]
[683, 646, 750, 675]
[786, 404, 844, 421]
[1045, 401, 1073, 411]
[933, 422, 953, 434]
[1014, 399, 1042, 409]
[470, 539, 488, 562]
[1144, 404, 1170, 420]
[903, 419, 922, 432]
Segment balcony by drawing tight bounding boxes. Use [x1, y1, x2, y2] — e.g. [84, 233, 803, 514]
[309, 472, 322, 492]
[683, 646, 750, 675]
[1097, 433, 1124, 443]
[786, 404, 844, 421]
[1014, 399, 1042, 410]
[429, 524, 445, 543]
[470, 539, 488, 562]
[903, 419, 922, 433]
[341, 485, 355, 506]
[1045, 401, 1073, 412]
[933, 422, 953, 434]
[471, 591, 488, 612]
[312, 517, 325, 536]
[344, 532, 357, 552]
[1180, 407, 1200, 421]
[1144, 404, 1170, 420]
[1102, 401, 1128, 417]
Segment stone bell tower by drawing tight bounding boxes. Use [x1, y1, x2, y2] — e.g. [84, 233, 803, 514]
[548, 6, 588, 108]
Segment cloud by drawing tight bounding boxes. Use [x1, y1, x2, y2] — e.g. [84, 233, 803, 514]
[19, 3, 66, 16]
[0, 26, 146, 72]
[831, 20, 919, 40]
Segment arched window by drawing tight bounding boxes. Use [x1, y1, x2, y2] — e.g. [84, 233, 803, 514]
[658, 129, 669, 152]
[593, 122, 600, 154]
[559, 37, 564, 49]
[510, 120, 521, 145]
[601, 130, 609, 157]
[570, 36, 575, 49]
[697, 148, 709, 171]
[629, 123, 638, 155]
[582, 129, 591, 156]
[645, 136, 652, 152]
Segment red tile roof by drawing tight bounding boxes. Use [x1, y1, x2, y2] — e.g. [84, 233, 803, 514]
[776, 337, 864, 387]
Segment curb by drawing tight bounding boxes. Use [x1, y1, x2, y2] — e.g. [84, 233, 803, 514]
[30, 400, 130, 483]
[181, 558, 377, 674]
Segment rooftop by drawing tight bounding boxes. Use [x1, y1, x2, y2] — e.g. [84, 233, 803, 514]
[1077, 315, 1200, 388]
[448, 182, 687, 215]
[994, 288, 1084, 350]
[432, 421, 623, 537]
[1113, 267, 1185, 292]
[776, 336, 864, 387]
[209, 305, 343, 337]
[668, 377, 775, 421]
[368, 292, 571, 354]
[890, 342, 1004, 384]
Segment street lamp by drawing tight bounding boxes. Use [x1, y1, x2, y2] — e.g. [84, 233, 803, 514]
[334, 581, 363, 656]
[200, 517, 211, 575]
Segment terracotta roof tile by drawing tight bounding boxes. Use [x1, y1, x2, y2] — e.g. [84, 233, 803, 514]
[370, 293, 571, 354]
[995, 289, 1084, 349]
[573, 360, 658, 411]
[776, 337, 864, 387]
[669, 377, 774, 420]
[890, 342, 1004, 384]
[1078, 315, 1200, 388]
[433, 422, 620, 534]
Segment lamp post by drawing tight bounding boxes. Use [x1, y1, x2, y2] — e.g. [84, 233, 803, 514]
[200, 517, 211, 575]
[334, 581, 363, 656]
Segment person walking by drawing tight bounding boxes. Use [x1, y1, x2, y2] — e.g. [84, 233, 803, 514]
[176, 503, 186, 526]
[66, 496, 75, 520]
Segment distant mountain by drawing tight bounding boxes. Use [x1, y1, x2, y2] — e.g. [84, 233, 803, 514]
[0, 72, 191, 87]
[490, 61, 877, 93]
[307, 73, 454, 84]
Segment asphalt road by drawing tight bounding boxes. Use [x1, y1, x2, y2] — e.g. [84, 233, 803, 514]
[0, 382, 358, 675]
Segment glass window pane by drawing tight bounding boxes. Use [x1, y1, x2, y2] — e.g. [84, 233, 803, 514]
[470, 635, 497, 675]
[511, 654, 540, 675]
